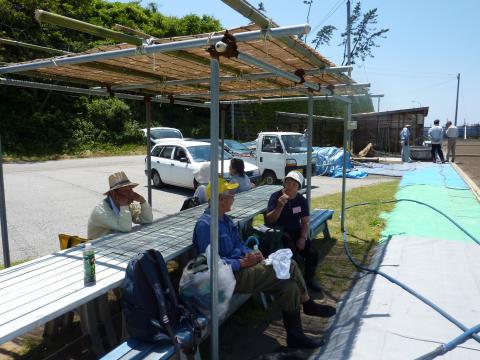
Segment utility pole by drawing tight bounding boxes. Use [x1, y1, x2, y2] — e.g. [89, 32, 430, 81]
[454, 73, 460, 126]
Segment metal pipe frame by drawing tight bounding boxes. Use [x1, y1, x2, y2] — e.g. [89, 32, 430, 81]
[215, 94, 381, 104]
[0, 24, 311, 75]
[0, 135, 10, 268]
[110, 66, 352, 91]
[306, 94, 313, 210]
[0, 77, 209, 108]
[209, 57, 220, 360]
[237, 52, 320, 91]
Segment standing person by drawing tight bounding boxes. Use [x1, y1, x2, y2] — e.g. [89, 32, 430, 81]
[445, 121, 459, 162]
[87, 171, 153, 239]
[265, 171, 322, 292]
[400, 124, 412, 162]
[229, 158, 254, 193]
[193, 178, 335, 349]
[428, 119, 445, 164]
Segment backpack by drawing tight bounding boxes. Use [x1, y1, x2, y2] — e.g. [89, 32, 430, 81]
[122, 249, 201, 355]
[180, 196, 201, 211]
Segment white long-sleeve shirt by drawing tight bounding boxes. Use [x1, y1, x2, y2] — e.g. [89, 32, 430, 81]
[428, 125, 444, 144]
[87, 199, 153, 239]
[446, 126, 459, 138]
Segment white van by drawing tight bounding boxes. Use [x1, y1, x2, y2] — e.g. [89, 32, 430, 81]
[255, 131, 316, 184]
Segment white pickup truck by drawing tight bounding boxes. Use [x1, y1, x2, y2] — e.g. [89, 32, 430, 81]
[250, 131, 316, 184]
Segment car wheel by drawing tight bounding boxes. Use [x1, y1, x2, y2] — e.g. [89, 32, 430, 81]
[262, 170, 277, 185]
[152, 170, 164, 188]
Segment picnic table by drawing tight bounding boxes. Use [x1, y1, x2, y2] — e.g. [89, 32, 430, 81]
[0, 184, 282, 346]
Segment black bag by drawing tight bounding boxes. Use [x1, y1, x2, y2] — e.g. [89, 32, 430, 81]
[122, 249, 201, 354]
[180, 196, 200, 211]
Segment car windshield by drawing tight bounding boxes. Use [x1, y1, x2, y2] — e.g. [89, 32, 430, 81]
[187, 145, 232, 162]
[281, 134, 307, 153]
[150, 129, 182, 140]
[224, 140, 250, 152]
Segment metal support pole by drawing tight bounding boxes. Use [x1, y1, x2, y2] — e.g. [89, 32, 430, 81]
[377, 97, 380, 112]
[221, 107, 226, 176]
[341, 101, 352, 232]
[454, 73, 460, 126]
[230, 103, 235, 138]
[306, 94, 313, 211]
[347, 0, 352, 78]
[209, 57, 220, 360]
[145, 97, 152, 206]
[0, 135, 10, 268]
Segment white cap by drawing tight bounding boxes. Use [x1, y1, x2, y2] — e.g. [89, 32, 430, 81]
[84, 243, 92, 251]
[193, 163, 211, 184]
[284, 170, 304, 188]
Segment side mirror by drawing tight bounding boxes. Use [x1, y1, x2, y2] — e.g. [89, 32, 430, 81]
[179, 157, 189, 163]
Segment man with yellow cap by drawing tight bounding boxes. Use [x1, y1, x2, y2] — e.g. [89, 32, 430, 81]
[193, 178, 335, 349]
[87, 171, 153, 239]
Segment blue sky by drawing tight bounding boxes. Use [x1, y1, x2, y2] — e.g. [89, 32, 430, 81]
[121, 1, 478, 126]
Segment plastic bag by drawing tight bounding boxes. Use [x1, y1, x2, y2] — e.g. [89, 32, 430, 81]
[179, 245, 236, 320]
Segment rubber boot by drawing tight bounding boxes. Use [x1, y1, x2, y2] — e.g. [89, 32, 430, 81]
[303, 299, 336, 318]
[282, 311, 325, 349]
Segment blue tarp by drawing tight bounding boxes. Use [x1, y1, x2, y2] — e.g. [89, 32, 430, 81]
[313, 147, 368, 179]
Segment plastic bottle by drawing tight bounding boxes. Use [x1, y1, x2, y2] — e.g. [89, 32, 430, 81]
[83, 243, 96, 286]
[252, 244, 260, 253]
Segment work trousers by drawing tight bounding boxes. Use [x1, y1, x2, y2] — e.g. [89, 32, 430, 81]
[282, 229, 319, 280]
[234, 260, 307, 312]
[431, 143, 445, 163]
[446, 138, 456, 162]
[401, 141, 410, 162]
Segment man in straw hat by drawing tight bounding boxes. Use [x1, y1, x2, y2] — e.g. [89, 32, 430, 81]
[400, 123, 412, 163]
[87, 171, 153, 239]
[193, 178, 335, 349]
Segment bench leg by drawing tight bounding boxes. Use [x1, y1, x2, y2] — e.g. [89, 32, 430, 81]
[97, 293, 118, 348]
[79, 299, 105, 355]
[323, 223, 331, 241]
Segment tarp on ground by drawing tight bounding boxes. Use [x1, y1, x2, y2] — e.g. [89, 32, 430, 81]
[354, 161, 427, 177]
[313, 147, 368, 179]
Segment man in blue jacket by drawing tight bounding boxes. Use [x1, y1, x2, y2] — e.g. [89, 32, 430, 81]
[193, 178, 335, 349]
[400, 124, 412, 162]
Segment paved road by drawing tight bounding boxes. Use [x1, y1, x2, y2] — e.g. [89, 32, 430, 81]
[0, 155, 395, 264]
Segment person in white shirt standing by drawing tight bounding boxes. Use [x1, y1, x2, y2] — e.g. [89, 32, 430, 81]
[428, 119, 445, 163]
[399, 124, 412, 162]
[445, 121, 459, 162]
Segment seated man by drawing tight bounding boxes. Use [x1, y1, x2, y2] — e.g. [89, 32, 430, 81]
[193, 178, 335, 349]
[88, 171, 153, 239]
[265, 171, 322, 292]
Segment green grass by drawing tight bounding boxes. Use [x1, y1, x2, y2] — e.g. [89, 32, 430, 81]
[311, 180, 399, 297]
[3, 143, 146, 162]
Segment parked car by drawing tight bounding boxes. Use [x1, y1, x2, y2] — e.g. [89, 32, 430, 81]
[198, 139, 254, 158]
[141, 127, 183, 146]
[145, 140, 260, 189]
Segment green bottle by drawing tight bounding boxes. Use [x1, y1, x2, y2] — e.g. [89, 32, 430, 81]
[83, 243, 96, 286]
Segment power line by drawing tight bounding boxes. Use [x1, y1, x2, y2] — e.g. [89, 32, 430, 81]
[311, 0, 345, 34]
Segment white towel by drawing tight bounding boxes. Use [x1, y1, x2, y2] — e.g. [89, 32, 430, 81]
[264, 248, 293, 279]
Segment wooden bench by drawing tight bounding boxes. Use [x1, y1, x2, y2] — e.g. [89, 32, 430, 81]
[101, 294, 252, 360]
[309, 208, 334, 241]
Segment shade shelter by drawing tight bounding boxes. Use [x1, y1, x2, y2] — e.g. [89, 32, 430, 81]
[0, 7, 371, 358]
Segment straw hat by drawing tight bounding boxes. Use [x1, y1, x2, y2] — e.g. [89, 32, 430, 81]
[104, 171, 138, 194]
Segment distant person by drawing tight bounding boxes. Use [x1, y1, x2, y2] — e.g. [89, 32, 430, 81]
[445, 121, 458, 162]
[193, 178, 335, 349]
[266, 171, 322, 292]
[229, 158, 255, 193]
[400, 124, 412, 162]
[193, 163, 211, 204]
[87, 171, 153, 239]
[428, 119, 445, 163]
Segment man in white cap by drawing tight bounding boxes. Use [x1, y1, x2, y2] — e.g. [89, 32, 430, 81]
[266, 171, 322, 292]
[87, 171, 153, 239]
[193, 177, 335, 349]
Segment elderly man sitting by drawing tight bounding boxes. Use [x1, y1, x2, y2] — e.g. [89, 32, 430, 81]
[266, 171, 323, 292]
[87, 171, 153, 239]
[193, 178, 335, 349]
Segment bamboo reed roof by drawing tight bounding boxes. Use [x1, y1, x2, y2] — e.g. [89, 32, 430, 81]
[4, 24, 366, 103]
